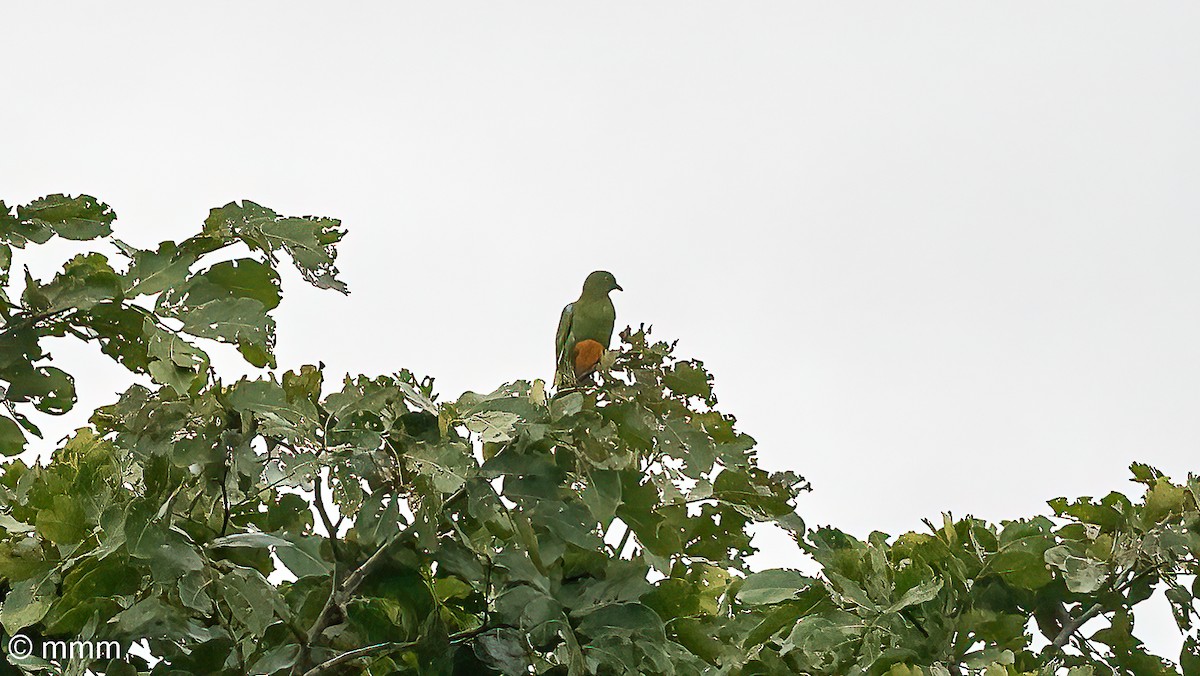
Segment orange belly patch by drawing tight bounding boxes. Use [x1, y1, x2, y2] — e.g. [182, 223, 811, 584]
[571, 339, 605, 378]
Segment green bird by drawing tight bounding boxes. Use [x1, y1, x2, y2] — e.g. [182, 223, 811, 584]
[555, 270, 622, 387]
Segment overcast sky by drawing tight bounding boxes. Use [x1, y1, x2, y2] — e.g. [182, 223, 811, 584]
[3, 1, 1198, 656]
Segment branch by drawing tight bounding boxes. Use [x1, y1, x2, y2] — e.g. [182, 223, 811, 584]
[312, 469, 342, 561]
[231, 454, 320, 508]
[1052, 603, 1103, 649]
[0, 308, 72, 337]
[303, 487, 466, 647]
[1048, 557, 1168, 651]
[899, 607, 930, 638]
[300, 624, 487, 676]
[303, 541, 388, 647]
[300, 640, 416, 676]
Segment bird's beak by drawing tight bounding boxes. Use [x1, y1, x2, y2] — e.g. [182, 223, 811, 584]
[614, 283, 623, 291]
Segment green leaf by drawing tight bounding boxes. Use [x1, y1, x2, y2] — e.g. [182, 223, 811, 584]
[81, 301, 154, 372]
[178, 571, 214, 614]
[17, 194, 115, 241]
[203, 201, 347, 293]
[29, 252, 123, 313]
[226, 378, 317, 440]
[208, 531, 294, 549]
[208, 531, 332, 578]
[125, 505, 203, 582]
[885, 577, 943, 613]
[737, 569, 816, 606]
[182, 296, 276, 366]
[473, 628, 530, 676]
[1143, 477, 1186, 523]
[989, 519, 1056, 590]
[743, 600, 813, 650]
[465, 410, 520, 443]
[0, 241, 12, 280]
[0, 572, 55, 632]
[120, 240, 197, 296]
[0, 199, 46, 247]
[0, 512, 35, 535]
[193, 258, 281, 310]
[406, 441, 473, 494]
[0, 415, 26, 456]
[1044, 545, 1108, 594]
[711, 467, 801, 521]
[352, 492, 403, 549]
[663, 361, 713, 400]
[35, 494, 87, 543]
[577, 602, 667, 641]
[42, 556, 140, 635]
[781, 610, 861, 668]
[160, 263, 279, 368]
[249, 644, 302, 674]
[219, 565, 284, 636]
[274, 535, 332, 578]
[5, 365, 76, 414]
[282, 364, 324, 404]
[113, 596, 195, 639]
[580, 469, 622, 524]
[825, 571, 878, 611]
[259, 217, 347, 292]
[551, 391, 583, 420]
[1129, 462, 1160, 485]
[145, 319, 210, 394]
[530, 500, 603, 551]
[1182, 637, 1200, 676]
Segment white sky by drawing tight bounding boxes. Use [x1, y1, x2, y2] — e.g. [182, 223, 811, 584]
[3, 1, 1199, 659]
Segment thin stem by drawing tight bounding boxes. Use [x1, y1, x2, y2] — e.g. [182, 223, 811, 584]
[312, 469, 341, 561]
[615, 523, 633, 557]
[219, 450, 231, 537]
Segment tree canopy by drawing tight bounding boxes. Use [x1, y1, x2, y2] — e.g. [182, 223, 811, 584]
[0, 195, 1197, 675]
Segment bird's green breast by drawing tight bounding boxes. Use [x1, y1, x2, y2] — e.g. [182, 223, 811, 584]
[569, 295, 616, 347]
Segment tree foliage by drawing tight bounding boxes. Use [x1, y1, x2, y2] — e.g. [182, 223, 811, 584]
[0, 195, 1197, 675]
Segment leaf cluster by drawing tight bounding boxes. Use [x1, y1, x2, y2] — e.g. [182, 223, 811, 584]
[1, 196, 1197, 676]
[729, 465, 1200, 675]
[0, 195, 346, 456]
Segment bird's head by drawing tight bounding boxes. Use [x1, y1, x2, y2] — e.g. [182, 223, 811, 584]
[583, 270, 622, 294]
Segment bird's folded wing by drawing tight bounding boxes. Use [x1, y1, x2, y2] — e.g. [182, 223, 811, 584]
[555, 302, 574, 366]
